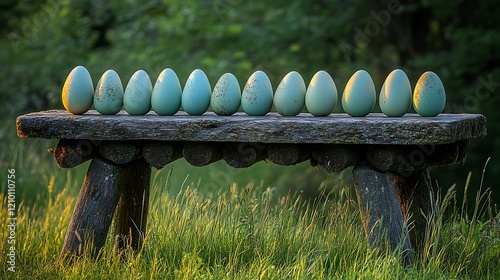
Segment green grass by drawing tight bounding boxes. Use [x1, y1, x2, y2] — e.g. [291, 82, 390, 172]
[1, 167, 499, 279]
[1, 117, 499, 279]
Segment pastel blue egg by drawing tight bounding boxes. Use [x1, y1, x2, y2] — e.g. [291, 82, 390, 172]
[274, 71, 306, 116]
[241, 71, 273, 116]
[182, 69, 211, 115]
[413, 71, 446, 117]
[94, 70, 123, 115]
[151, 68, 182, 116]
[379, 69, 412, 117]
[62, 65, 94, 115]
[341, 70, 376, 117]
[211, 73, 241, 116]
[124, 70, 152, 115]
[305, 70, 337, 117]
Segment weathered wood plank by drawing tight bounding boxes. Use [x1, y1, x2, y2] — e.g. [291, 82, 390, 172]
[60, 158, 124, 260]
[353, 165, 415, 266]
[16, 110, 486, 145]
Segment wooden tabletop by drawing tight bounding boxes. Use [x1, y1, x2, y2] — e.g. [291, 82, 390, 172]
[16, 110, 486, 145]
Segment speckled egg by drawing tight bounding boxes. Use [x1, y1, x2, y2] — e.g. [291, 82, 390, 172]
[123, 70, 152, 115]
[241, 71, 273, 116]
[151, 68, 182, 116]
[413, 71, 446, 117]
[305, 70, 337, 117]
[94, 70, 123, 115]
[182, 69, 211, 115]
[341, 70, 376, 117]
[274, 71, 306, 116]
[211, 73, 241, 116]
[379, 69, 412, 117]
[62, 66, 94, 115]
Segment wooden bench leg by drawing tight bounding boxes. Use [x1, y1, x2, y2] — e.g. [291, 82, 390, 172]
[60, 158, 125, 260]
[353, 165, 415, 266]
[111, 158, 151, 253]
[395, 169, 435, 254]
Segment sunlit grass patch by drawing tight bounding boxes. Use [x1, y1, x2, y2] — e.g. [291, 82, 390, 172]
[1, 169, 498, 279]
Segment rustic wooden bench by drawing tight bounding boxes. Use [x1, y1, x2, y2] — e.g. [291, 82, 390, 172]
[16, 110, 486, 265]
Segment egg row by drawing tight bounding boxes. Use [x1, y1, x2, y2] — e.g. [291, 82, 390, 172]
[62, 66, 446, 117]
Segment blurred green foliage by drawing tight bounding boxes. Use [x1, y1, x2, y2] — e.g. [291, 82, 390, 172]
[1, 0, 499, 203]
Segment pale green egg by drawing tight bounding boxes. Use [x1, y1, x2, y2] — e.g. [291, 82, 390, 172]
[413, 71, 446, 117]
[124, 70, 152, 115]
[241, 71, 273, 116]
[94, 70, 123, 115]
[341, 70, 376, 117]
[379, 69, 412, 117]
[305, 70, 337, 117]
[274, 71, 306, 116]
[62, 65, 94, 115]
[211, 73, 241, 116]
[151, 68, 182, 116]
[182, 69, 211, 115]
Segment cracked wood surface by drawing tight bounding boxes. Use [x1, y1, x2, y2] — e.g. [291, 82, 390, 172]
[17, 110, 486, 145]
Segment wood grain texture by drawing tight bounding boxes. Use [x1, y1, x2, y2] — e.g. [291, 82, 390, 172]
[17, 110, 486, 145]
[353, 165, 415, 266]
[60, 158, 124, 260]
[366, 140, 468, 175]
[395, 169, 435, 255]
[54, 139, 98, 168]
[99, 141, 142, 165]
[267, 144, 310, 166]
[223, 142, 266, 168]
[111, 158, 151, 253]
[143, 141, 183, 169]
[183, 142, 222, 166]
[311, 145, 361, 173]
